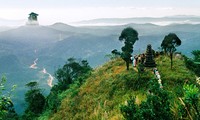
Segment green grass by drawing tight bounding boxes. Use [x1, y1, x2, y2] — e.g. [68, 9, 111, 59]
[156, 56, 196, 91]
[39, 55, 198, 120]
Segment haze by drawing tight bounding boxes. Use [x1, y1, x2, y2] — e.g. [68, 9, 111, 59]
[0, 0, 200, 25]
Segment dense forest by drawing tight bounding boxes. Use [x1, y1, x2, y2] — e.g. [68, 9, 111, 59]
[1, 27, 200, 120]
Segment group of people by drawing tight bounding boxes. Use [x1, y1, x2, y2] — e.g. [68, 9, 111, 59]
[153, 68, 163, 88]
[131, 53, 146, 67]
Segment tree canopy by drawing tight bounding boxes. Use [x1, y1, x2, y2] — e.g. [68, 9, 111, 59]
[161, 33, 181, 54]
[54, 58, 92, 92]
[119, 27, 139, 70]
[192, 50, 200, 62]
[22, 81, 45, 119]
[45, 58, 92, 113]
[161, 33, 181, 69]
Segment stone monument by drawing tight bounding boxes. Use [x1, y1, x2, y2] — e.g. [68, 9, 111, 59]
[144, 44, 156, 67]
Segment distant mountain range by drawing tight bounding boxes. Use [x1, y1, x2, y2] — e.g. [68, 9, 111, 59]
[72, 15, 200, 26]
[0, 17, 200, 113]
[0, 18, 25, 26]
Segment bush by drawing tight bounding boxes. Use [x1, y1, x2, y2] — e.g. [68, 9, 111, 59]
[121, 79, 173, 120]
[0, 75, 18, 119]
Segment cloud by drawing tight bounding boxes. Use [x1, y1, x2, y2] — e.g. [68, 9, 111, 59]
[1, 6, 200, 25]
[156, 7, 174, 10]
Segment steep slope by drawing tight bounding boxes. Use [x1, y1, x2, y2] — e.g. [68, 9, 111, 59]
[45, 56, 196, 120]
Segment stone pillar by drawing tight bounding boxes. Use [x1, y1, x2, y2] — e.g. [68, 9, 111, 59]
[144, 44, 156, 67]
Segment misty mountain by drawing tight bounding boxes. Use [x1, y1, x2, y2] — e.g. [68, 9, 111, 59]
[0, 26, 13, 32]
[0, 25, 72, 44]
[73, 15, 200, 25]
[0, 21, 200, 114]
[0, 18, 25, 26]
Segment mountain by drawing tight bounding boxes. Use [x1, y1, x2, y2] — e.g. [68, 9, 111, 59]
[39, 55, 197, 119]
[0, 21, 200, 114]
[48, 22, 78, 32]
[0, 18, 25, 26]
[73, 15, 200, 25]
[0, 25, 71, 44]
[0, 26, 13, 32]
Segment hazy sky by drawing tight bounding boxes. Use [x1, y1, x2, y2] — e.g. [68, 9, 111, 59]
[0, 0, 200, 25]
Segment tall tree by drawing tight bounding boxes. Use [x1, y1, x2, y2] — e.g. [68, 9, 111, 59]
[161, 33, 181, 69]
[119, 27, 139, 70]
[23, 81, 45, 119]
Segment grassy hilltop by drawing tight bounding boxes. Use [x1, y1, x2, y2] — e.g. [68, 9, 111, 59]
[39, 55, 197, 120]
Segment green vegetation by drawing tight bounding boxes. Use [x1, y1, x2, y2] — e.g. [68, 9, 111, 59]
[21, 81, 46, 119]
[37, 53, 199, 119]
[37, 58, 92, 119]
[161, 33, 181, 69]
[1, 25, 199, 119]
[181, 84, 200, 119]
[113, 27, 139, 70]
[185, 50, 200, 76]
[120, 79, 172, 120]
[192, 50, 200, 62]
[0, 75, 18, 120]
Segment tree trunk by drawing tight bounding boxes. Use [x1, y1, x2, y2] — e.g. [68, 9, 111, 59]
[164, 48, 167, 55]
[126, 61, 129, 70]
[170, 51, 173, 69]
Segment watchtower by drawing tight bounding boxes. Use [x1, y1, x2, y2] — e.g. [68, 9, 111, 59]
[27, 12, 39, 25]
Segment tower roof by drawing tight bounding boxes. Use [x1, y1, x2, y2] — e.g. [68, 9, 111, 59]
[29, 12, 39, 16]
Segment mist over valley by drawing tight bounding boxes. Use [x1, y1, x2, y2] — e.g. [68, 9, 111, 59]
[0, 16, 200, 113]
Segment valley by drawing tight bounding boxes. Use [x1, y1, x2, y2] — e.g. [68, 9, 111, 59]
[0, 18, 200, 113]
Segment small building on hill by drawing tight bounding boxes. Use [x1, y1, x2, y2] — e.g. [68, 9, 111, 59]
[29, 12, 38, 21]
[26, 12, 39, 25]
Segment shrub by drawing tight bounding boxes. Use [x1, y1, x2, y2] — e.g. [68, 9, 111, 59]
[121, 79, 173, 120]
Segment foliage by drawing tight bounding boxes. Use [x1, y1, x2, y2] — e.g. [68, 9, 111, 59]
[192, 50, 200, 62]
[120, 96, 139, 120]
[22, 81, 45, 119]
[106, 49, 121, 60]
[111, 49, 121, 56]
[44, 58, 92, 115]
[46, 58, 143, 119]
[0, 75, 18, 120]
[181, 84, 200, 119]
[161, 33, 181, 69]
[53, 57, 92, 92]
[119, 27, 139, 70]
[184, 50, 200, 76]
[121, 79, 173, 120]
[40, 55, 198, 120]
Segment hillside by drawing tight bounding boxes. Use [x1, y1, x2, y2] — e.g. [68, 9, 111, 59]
[39, 55, 197, 120]
[1, 23, 200, 114]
